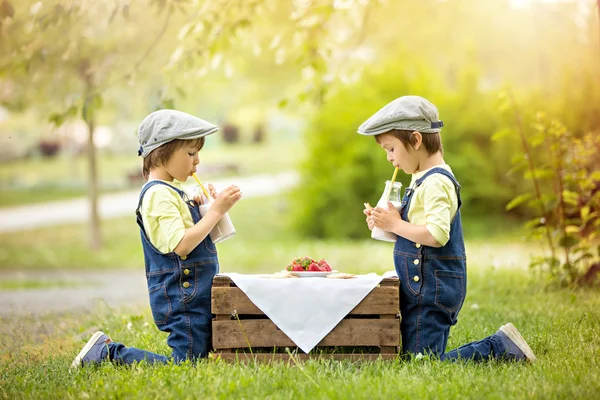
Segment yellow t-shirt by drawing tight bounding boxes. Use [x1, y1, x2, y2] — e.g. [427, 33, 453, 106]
[140, 180, 195, 254]
[406, 164, 459, 247]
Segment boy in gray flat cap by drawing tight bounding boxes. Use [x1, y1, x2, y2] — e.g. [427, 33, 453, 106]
[360, 96, 536, 362]
[72, 110, 242, 367]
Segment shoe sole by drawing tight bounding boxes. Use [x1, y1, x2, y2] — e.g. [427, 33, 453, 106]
[70, 331, 106, 369]
[499, 323, 536, 363]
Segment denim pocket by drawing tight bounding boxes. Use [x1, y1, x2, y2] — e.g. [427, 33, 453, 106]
[394, 252, 422, 296]
[204, 239, 217, 254]
[434, 271, 465, 313]
[148, 282, 172, 325]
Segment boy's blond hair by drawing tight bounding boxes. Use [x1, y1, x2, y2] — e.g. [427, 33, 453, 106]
[142, 138, 205, 180]
[375, 129, 443, 155]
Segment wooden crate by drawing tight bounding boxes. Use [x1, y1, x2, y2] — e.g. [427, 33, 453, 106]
[211, 275, 400, 362]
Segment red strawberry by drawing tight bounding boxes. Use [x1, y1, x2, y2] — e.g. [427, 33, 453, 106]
[308, 263, 320, 272]
[292, 265, 304, 271]
[318, 259, 327, 265]
[324, 264, 332, 272]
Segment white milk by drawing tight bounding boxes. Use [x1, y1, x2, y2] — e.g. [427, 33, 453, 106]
[198, 202, 236, 244]
[370, 180, 403, 243]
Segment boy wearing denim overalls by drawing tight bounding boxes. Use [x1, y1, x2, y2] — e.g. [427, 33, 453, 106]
[360, 96, 536, 362]
[72, 110, 242, 367]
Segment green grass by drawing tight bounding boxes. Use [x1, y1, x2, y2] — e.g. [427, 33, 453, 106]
[0, 267, 598, 399]
[0, 193, 598, 398]
[0, 279, 85, 290]
[0, 140, 303, 207]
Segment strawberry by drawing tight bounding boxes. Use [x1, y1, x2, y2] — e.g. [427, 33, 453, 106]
[324, 264, 332, 272]
[292, 264, 304, 272]
[308, 263, 320, 272]
[318, 259, 327, 266]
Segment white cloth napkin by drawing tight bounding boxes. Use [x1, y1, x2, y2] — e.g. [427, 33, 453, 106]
[224, 273, 385, 353]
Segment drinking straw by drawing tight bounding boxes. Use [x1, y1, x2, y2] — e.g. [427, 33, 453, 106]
[385, 167, 399, 201]
[192, 172, 211, 199]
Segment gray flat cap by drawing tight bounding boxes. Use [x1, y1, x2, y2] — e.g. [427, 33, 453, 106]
[357, 95, 444, 136]
[137, 109, 218, 157]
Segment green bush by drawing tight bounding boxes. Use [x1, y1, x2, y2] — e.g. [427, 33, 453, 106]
[290, 62, 516, 238]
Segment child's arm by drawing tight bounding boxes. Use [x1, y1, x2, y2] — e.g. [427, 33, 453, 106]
[370, 202, 443, 248]
[174, 185, 242, 256]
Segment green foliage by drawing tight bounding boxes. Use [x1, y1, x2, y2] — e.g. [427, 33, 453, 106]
[499, 94, 600, 287]
[290, 61, 515, 239]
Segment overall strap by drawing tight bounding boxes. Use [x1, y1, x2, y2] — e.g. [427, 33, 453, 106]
[136, 180, 187, 214]
[414, 167, 461, 190]
[408, 167, 463, 211]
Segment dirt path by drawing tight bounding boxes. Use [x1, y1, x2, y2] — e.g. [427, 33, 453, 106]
[0, 270, 148, 316]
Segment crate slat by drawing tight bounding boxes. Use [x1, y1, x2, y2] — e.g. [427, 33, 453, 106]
[214, 353, 400, 362]
[213, 318, 399, 349]
[212, 286, 399, 315]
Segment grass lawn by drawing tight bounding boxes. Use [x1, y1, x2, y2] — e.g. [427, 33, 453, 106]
[0, 194, 598, 398]
[0, 139, 303, 207]
[1, 266, 598, 399]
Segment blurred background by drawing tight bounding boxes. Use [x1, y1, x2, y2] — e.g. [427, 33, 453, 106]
[0, 0, 599, 311]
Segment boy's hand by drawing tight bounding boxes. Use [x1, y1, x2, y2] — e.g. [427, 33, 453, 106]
[363, 202, 374, 230]
[193, 183, 223, 205]
[371, 201, 400, 231]
[211, 185, 242, 215]
[194, 193, 210, 205]
[208, 183, 217, 199]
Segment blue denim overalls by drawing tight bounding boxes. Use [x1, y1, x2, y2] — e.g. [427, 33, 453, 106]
[395, 167, 467, 357]
[136, 180, 219, 361]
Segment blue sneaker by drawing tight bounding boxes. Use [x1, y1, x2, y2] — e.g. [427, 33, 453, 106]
[496, 323, 536, 362]
[71, 331, 111, 368]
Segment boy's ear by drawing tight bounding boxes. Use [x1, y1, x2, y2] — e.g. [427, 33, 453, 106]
[411, 131, 422, 150]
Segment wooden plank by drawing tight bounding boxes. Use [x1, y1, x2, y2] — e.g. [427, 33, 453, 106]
[212, 286, 399, 315]
[213, 353, 399, 363]
[213, 276, 398, 288]
[379, 278, 399, 286]
[212, 275, 233, 287]
[213, 319, 399, 349]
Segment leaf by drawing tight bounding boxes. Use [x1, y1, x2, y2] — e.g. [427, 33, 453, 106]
[524, 217, 543, 229]
[558, 235, 579, 249]
[506, 192, 533, 211]
[561, 190, 579, 206]
[581, 206, 590, 220]
[491, 128, 515, 141]
[48, 112, 64, 127]
[564, 225, 580, 234]
[278, 98, 288, 109]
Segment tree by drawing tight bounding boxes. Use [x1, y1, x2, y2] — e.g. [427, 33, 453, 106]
[0, 0, 178, 249]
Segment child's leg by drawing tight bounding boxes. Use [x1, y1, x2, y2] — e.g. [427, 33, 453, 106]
[165, 266, 215, 362]
[442, 323, 536, 362]
[72, 331, 169, 368]
[400, 298, 452, 357]
[107, 341, 169, 365]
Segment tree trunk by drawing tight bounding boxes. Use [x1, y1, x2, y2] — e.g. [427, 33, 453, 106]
[80, 59, 102, 251]
[86, 113, 102, 250]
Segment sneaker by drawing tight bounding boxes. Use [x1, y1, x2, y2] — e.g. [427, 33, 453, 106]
[496, 323, 536, 362]
[71, 331, 111, 368]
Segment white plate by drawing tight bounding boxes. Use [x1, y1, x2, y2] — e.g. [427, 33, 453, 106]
[286, 270, 338, 278]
